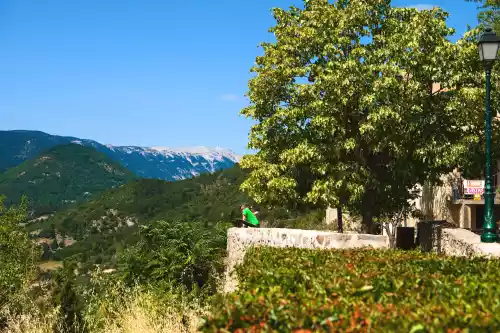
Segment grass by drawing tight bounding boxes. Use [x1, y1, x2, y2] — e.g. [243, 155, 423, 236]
[4, 289, 206, 333]
[98, 292, 204, 333]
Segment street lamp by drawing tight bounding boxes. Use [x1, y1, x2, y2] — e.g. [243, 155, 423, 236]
[478, 27, 500, 243]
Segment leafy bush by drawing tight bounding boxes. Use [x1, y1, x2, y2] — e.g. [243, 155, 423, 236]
[117, 220, 230, 293]
[266, 209, 335, 231]
[51, 263, 88, 333]
[0, 195, 41, 315]
[201, 247, 500, 332]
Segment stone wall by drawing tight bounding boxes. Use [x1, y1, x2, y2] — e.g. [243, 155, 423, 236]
[441, 228, 500, 258]
[223, 226, 500, 294]
[415, 221, 500, 258]
[224, 227, 388, 293]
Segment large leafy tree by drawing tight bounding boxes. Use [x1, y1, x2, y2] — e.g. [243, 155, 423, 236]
[467, 0, 500, 32]
[240, 0, 486, 232]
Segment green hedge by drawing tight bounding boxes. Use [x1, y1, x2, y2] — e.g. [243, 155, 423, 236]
[201, 247, 500, 332]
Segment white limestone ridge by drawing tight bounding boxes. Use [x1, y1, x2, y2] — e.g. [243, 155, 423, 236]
[102, 144, 242, 162]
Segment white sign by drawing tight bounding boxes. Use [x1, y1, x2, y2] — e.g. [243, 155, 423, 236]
[463, 180, 485, 195]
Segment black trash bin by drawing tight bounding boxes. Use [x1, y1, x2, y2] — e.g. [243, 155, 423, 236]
[396, 227, 415, 250]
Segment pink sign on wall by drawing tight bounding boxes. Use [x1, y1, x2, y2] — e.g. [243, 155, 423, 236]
[463, 180, 485, 195]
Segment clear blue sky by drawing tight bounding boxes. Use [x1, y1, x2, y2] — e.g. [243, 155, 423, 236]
[0, 0, 480, 154]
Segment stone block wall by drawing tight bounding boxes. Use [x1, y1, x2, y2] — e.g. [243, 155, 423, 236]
[441, 228, 500, 258]
[224, 227, 388, 293]
[415, 220, 500, 258]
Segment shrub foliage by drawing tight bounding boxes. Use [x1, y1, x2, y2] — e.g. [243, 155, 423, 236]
[202, 247, 500, 332]
[0, 195, 40, 313]
[117, 220, 229, 293]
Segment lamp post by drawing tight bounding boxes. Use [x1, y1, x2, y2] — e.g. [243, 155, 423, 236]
[478, 27, 500, 243]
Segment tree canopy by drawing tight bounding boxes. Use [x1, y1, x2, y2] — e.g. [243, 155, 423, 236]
[468, 0, 500, 32]
[240, 0, 488, 232]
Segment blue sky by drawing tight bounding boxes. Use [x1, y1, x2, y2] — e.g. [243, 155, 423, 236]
[0, 0, 480, 154]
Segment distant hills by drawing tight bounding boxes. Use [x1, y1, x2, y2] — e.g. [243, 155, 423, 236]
[29, 165, 254, 266]
[0, 129, 324, 273]
[33, 165, 251, 241]
[0, 130, 241, 181]
[0, 144, 136, 215]
[34, 164, 319, 268]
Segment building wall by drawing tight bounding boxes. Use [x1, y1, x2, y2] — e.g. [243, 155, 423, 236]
[407, 170, 471, 227]
[326, 170, 463, 229]
[325, 207, 363, 232]
[324, 165, 500, 230]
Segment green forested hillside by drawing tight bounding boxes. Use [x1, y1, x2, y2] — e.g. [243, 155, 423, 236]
[0, 144, 136, 216]
[29, 166, 251, 266]
[34, 166, 249, 238]
[32, 165, 323, 267]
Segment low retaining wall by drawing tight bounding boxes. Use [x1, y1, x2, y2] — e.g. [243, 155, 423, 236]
[222, 227, 500, 293]
[224, 227, 388, 293]
[441, 228, 500, 258]
[415, 220, 500, 258]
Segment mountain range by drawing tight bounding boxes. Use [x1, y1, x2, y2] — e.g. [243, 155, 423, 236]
[0, 130, 241, 181]
[0, 129, 320, 271]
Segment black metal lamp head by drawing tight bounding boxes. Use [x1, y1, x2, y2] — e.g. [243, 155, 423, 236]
[478, 27, 500, 68]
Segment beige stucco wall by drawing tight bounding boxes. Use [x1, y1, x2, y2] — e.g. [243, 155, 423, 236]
[409, 171, 462, 224]
[325, 171, 463, 229]
[325, 207, 363, 232]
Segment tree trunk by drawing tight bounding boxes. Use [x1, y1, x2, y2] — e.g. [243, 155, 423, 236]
[361, 189, 377, 234]
[362, 210, 375, 234]
[337, 206, 343, 233]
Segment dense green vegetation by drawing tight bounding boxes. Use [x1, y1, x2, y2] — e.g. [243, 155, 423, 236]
[0, 196, 41, 323]
[468, 0, 500, 32]
[0, 194, 227, 332]
[36, 165, 250, 239]
[60, 220, 230, 333]
[31, 165, 324, 269]
[29, 166, 249, 268]
[202, 247, 500, 332]
[0, 144, 135, 216]
[117, 220, 229, 293]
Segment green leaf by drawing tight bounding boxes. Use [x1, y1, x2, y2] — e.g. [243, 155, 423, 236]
[409, 324, 426, 333]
